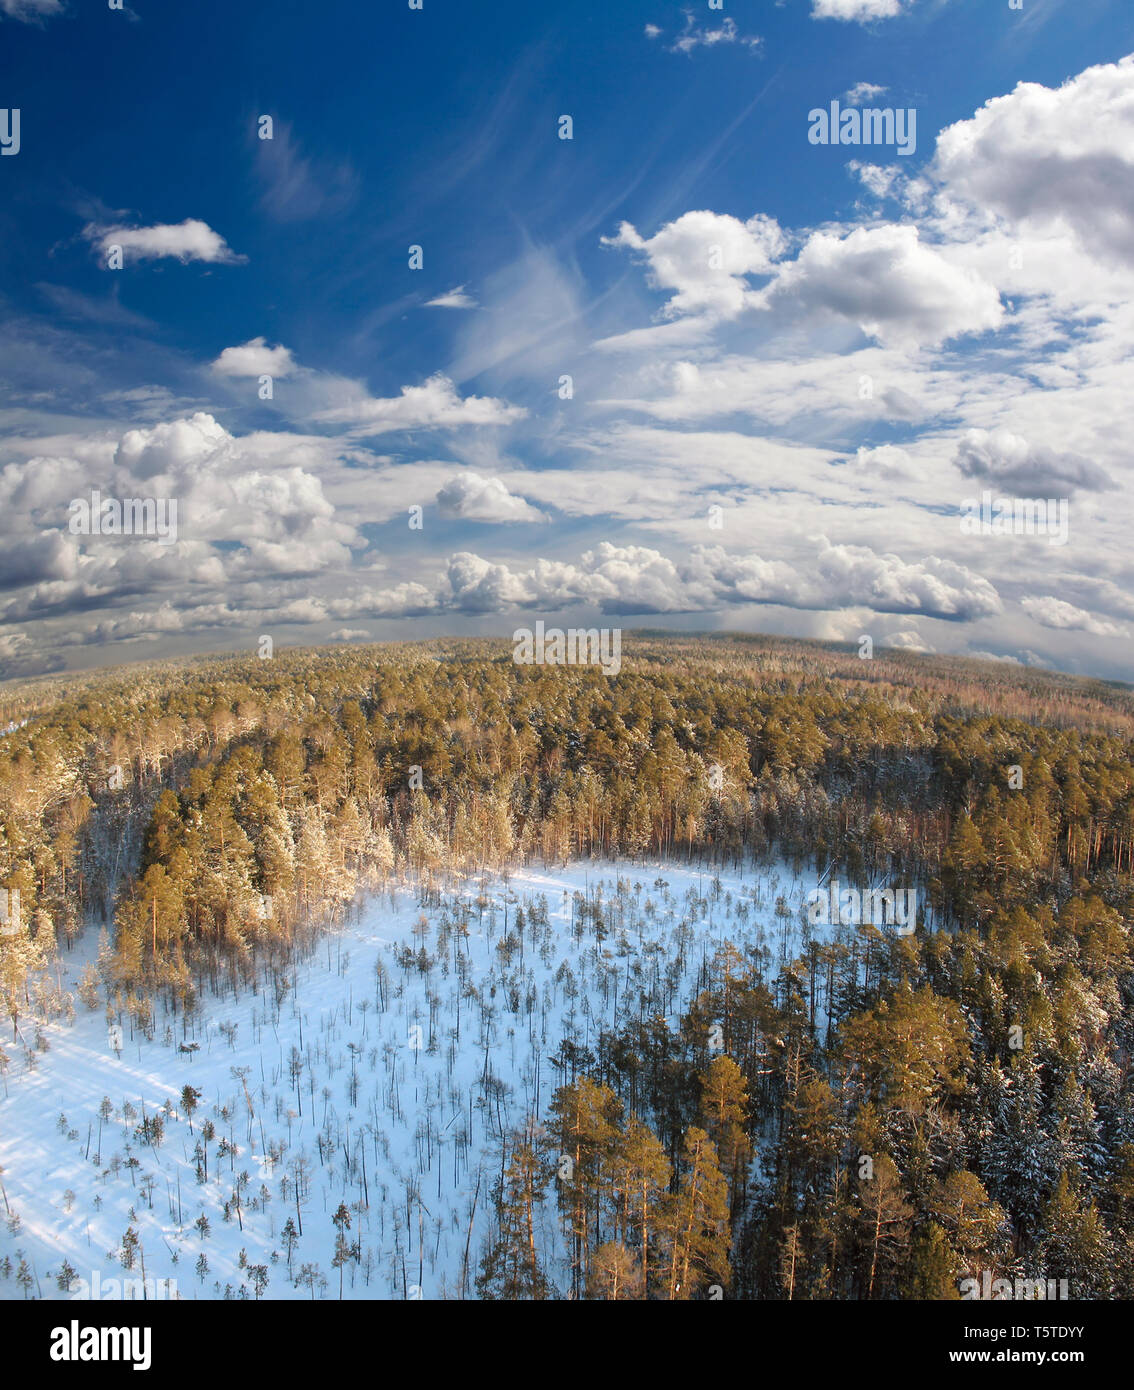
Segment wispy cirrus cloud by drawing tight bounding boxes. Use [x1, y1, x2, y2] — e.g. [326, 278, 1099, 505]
[426, 286, 478, 310]
[254, 121, 359, 222]
[0, 0, 63, 22]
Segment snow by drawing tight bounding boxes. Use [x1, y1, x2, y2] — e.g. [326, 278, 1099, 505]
[0, 857, 901, 1301]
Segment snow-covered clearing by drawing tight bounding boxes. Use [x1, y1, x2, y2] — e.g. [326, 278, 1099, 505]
[0, 858, 909, 1301]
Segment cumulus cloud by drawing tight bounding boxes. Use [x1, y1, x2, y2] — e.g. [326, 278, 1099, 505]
[0, 531, 78, 589]
[115, 413, 232, 479]
[812, 0, 907, 20]
[426, 286, 478, 309]
[1020, 595, 1128, 638]
[101, 414, 358, 579]
[668, 14, 762, 55]
[848, 162, 901, 199]
[314, 373, 527, 433]
[846, 444, 919, 482]
[885, 627, 934, 652]
[84, 219, 246, 266]
[934, 56, 1134, 267]
[435, 472, 545, 523]
[953, 428, 1114, 495]
[682, 546, 805, 609]
[814, 539, 1002, 621]
[765, 224, 1003, 346]
[211, 338, 298, 379]
[845, 82, 888, 105]
[343, 539, 1001, 624]
[603, 211, 785, 320]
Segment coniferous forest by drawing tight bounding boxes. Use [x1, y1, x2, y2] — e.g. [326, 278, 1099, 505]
[2, 634, 1133, 1301]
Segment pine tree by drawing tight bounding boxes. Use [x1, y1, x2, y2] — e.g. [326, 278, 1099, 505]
[855, 1154, 912, 1299]
[587, 1242, 642, 1300]
[610, 1117, 669, 1294]
[656, 1127, 731, 1300]
[477, 1139, 548, 1301]
[698, 1055, 751, 1216]
[546, 1079, 623, 1297]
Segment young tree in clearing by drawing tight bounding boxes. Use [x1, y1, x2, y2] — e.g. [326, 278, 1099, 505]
[656, 1127, 731, 1301]
[281, 1216, 299, 1274]
[476, 1138, 548, 1301]
[296, 1262, 326, 1300]
[332, 1202, 352, 1299]
[199, 1119, 215, 1181]
[697, 1055, 751, 1218]
[180, 1085, 201, 1133]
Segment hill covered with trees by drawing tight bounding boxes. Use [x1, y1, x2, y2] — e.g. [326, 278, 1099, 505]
[2, 633, 1133, 1298]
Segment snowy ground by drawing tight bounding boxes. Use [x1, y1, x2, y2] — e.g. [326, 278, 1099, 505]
[0, 858, 911, 1301]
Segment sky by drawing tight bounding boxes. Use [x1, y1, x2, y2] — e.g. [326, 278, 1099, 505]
[1, 0, 1132, 682]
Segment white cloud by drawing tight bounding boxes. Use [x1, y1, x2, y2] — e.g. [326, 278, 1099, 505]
[812, 0, 907, 20]
[845, 82, 888, 106]
[934, 56, 1134, 267]
[603, 210, 785, 320]
[848, 444, 919, 481]
[425, 286, 478, 309]
[885, 627, 934, 652]
[1020, 595, 1128, 638]
[849, 162, 902, 199]
[435, 472, 545, 523]
[953, 428, 1114, 495]
[314, 373, 526, 433]
[644, 24, 661, 39]
[211, 338, 298, 379]
[814, 539, 1002, 620]
[765, 224, 1003, 346]
[85, 219, 246, 266]
[338, 538, 1002, 625]
[255, 122, 358, 222]
[115, 413, 232, 479]
[0, 531, 78, 588]
[0, 0, 62, 19]
[669, 15, 762, 55]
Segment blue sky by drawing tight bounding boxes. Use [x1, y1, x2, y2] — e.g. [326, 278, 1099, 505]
[2, 0, 1133, 679]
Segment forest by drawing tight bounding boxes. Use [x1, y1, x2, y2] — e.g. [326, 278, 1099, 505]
[1, 632, 1133, 1299]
